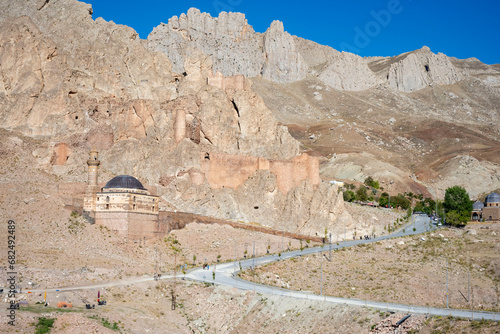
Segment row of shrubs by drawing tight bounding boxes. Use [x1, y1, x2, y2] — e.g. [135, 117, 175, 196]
[339, 178, 473, 227]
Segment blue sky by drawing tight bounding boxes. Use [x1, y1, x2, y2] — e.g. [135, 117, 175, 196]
[85, 0, 500, 64]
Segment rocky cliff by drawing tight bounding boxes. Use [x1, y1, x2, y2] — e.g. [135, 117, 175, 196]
[147, 8, 307, 83]
[1, 0, 499, 235]
[147, 10, 472, 93]
[386, 46, 464, 92]
[0, 0, 350, 236]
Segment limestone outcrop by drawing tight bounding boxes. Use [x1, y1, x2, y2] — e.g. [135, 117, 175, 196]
[0, 1, 176, 137]
[148, 9, 467, 93]
[147, 8, 307, 83]
[387, 46, 464, 92]
[147, 8, 264, 77]
[318, 52, 382, 91]
[261, 21, 308, 83]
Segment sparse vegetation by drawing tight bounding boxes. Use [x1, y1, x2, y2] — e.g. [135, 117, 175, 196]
[240, 225, 500, 311]
[89, 315, 120, 331]
[35, 317, 55, 334]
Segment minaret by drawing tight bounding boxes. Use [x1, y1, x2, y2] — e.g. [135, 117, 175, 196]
[83, 150, 100, 214]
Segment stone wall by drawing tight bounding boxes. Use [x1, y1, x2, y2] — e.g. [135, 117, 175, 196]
[95, 211, 161, 242]
[483, 206, 500, 221]
[207, 72, 251, 91]
[199, 152, 320, 194]
[158, 211, 324, 242]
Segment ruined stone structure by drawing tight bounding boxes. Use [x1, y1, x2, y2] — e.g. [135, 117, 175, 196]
[208, 72, 252, 91]
[83, 151, 162, 242]
[198, 152, 320, 194]
[81, 149, 326, 241]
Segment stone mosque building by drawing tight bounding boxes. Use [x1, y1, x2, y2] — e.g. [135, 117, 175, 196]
[471, 192, 500, 222]
[482, 192, 500, 221]
[83, 150, 163, 242]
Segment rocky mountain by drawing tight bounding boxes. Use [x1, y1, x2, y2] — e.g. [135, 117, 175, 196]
[147, 10, 487, 95]
[0, 0, 355, 236]
[147, 8, 307, 83]
[1, 0, 499, 239]
[150, 9, 500, 199]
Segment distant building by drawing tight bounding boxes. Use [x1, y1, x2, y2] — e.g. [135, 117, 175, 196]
[83, 150, 162, 242]
[329, 180, 344, 187]
[471, 200, 484, 221]
[482, 192, 500, 221]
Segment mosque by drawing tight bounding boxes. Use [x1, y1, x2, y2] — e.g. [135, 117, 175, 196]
[83, 150, 164, 242]
[471, 192, 500, 222]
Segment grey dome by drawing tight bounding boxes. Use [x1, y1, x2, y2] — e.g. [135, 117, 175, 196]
[472, 200, 484, 211]
[103, 175, 146, 190]
[485, 192, 500, 204]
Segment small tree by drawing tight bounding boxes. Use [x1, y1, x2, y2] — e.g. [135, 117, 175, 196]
[379, 192, 389, 207]
[343, 190, 355, 202]
[364, 176, 374, 187]
[364, 176, 380, 189]
[445, 210, 470, 227]
[391, 194, 410, 209]
[443, 186, 473, 213]
[356, 186, 368, 202]
[406, 206, 412, 218]
[443, 186, 472, 227]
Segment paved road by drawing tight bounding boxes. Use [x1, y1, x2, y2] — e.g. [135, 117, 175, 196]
[22, 214, 498, 321]
[186, 215, 500, 321]
[27, 275, 175, 293]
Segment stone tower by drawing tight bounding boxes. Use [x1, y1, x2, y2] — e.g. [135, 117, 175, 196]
[83, 150, 100, 215]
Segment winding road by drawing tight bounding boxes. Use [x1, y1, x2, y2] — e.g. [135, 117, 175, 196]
[27, 214, 498, 321]
[185, 215, 499, 321]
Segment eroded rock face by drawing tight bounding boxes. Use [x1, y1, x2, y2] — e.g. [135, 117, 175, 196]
[430, 155, 500, 198]
[318, 52, 381, 91]
[0, 0, 343, 236]
[162, 168, 350, 235]
[388, 47, 463, 92]
[147, 8, 307, 83]
[262, 21, 308, 83]
[148, 8, 264, 76]
[0, 1, 176, 137]
[148, 9, 467, 93]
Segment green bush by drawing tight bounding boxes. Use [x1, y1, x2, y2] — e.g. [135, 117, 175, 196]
[390, 194, 411, 209]
[364, 176, 380, 189]
[35, 317, 55, 334]
[443, 186, 472, 227]
[343, 190, 356, 202]
[356, 186, 368, 202]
